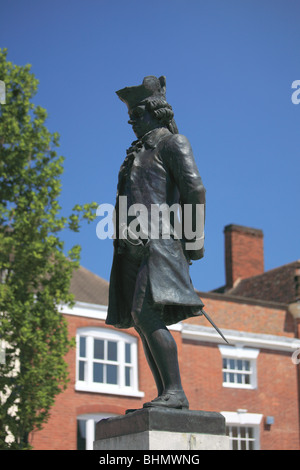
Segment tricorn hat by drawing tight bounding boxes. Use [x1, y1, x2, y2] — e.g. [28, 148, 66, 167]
[116, 75, 167, 110]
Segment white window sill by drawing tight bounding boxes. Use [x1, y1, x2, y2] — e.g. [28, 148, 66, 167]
[222, 382, 256, 390]
[75, 381, 145, 397]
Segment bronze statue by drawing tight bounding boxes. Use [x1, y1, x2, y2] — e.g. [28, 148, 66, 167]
[106, 76, 206, 411]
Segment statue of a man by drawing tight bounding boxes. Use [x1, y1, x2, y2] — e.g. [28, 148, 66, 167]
[106, 76, 206, 410]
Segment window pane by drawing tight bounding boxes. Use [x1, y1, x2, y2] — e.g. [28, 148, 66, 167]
[125, 343, 131, 364]
[77, 420, 86, 450]
[229, 359, 235, 370]
[232, 440, 238, 450]
[94, 339, 104, 360]
[244, 360, 250, 371]
[79, 337, 86, 357]
[227, 426, 256, 451]
[125, 366, 131, 386]
[107, 341, 117, 361]
[93, 363, 104, 383]
[106, 364, 118, 384]
[79, 360, 86, 381]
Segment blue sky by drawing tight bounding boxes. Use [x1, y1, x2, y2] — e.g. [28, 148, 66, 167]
[1, 0, 299, 292]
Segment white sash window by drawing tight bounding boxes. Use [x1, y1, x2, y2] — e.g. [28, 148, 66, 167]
[75, 327, 144, 397]
[219, 345, 259, 389]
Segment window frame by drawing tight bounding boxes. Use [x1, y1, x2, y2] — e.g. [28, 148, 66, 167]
[221, 411, 263, 450]
[77, 413, 118, 450]
[75, 327, 144, 397]
[226, 424, 258, 450]
[219, 345, 259, 390]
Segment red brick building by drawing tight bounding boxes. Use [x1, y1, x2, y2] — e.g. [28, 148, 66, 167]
[31, 224, 300, 450]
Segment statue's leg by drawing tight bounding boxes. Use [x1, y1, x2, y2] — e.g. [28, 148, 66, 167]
[138, 326, 189, 409]
[134, 325, 164, 397]
[120, 246, 165, 413]
[132, 260, 189, 409]
[144, 325, 184, 393]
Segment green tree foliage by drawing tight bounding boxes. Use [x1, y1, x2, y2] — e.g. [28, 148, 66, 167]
[0, 49, 97, 449]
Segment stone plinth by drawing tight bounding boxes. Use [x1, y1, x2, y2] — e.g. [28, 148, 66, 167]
[94, 408, 229, 450]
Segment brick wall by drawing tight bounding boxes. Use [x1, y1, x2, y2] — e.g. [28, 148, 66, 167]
[186, 293, 294, 337]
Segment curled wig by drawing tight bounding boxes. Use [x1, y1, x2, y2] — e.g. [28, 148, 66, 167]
[145, 97, 179, 134]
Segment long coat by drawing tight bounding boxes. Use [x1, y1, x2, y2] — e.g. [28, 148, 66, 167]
[106, 127, 206, 329]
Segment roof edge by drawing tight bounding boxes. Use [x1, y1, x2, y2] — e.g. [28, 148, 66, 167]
[197, 289, 288, 310]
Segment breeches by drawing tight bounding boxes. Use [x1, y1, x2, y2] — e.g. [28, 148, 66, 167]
[120, 245, 165, 335]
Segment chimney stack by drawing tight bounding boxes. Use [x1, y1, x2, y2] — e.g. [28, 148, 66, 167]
[224, 224, 264, 289]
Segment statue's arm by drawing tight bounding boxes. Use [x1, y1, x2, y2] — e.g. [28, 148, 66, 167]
[163, 134, 206, 260]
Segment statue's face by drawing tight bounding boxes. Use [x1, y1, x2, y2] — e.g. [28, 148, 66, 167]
[128, 104, 160, 138]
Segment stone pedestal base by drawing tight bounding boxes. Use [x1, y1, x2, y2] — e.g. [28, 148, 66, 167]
[94, 408, 229, 450]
